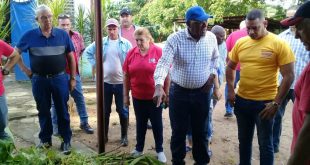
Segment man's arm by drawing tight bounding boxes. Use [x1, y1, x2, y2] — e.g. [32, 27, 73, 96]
[225, 60, 237, 106]
[67, 52, 76, 91]
[259, 62, 294, 119]
[15, 48, 32, 78]
[83, 43, 96, 67]
[123, 72, 130, 106]
[3, 49, 21, 71]
[288, 114, 310, 165]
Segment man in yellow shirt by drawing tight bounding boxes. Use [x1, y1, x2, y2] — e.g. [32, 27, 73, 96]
[226, 9, 295, 165]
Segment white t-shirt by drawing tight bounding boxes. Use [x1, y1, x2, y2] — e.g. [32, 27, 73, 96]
[104, 39, 123, 84]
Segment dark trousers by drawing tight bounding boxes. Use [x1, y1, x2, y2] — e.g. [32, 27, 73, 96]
[234, 95, 274, 165]
[132, 98, 163, 152]
[32, 73, 71, 143]
[273, 89, 295, 152]
[169, 82, 211, 165]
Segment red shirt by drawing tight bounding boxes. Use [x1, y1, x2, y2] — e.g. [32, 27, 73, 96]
[226, 28, 247, 71]
[65, 31, 84, 75]
[0, 40, 14, 96]
[121, 26, 136, 47]
[291, 62, 310, 155]
[123, 44, 162, 100]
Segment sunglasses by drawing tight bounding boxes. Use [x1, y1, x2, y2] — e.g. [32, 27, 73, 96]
[58, 14, 70, 19]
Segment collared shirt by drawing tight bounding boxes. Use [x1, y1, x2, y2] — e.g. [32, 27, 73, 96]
[278, 29, 310, 89]
[217, 41, 227, 85]
[83, 35, 132, 67]
[17, 27, 75, 75]
[154, 29, 219, 89]
[0, 40, 14, 96]
[70, 30, 85, 57]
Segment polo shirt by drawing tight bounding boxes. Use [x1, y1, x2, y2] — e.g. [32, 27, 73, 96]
[17, 27, 75, 75]
[0, 40, 14, 96]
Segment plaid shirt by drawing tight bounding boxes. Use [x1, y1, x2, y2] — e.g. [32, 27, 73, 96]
[278, 29, 310, 89]
[70, 30, 85, 57]
[154, 29, 219, 89]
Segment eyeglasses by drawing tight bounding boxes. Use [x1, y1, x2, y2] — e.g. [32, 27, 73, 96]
[58, 14, 70, 19]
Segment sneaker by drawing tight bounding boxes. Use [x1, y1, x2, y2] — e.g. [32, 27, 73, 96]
[224, 112, 233, 118]
[36, 141, 52, 149]
[60, 142, 71, 155]
[120, 136, 128, 146]
[157, 152, 167, 163]
[80, 123, 94, 134]
[130, 149, 143, 157]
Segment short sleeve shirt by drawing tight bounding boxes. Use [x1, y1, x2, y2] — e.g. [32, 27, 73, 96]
[0, 40, 14, 95]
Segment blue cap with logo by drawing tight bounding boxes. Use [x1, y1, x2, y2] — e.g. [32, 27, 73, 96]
[185, 6, 213, 22]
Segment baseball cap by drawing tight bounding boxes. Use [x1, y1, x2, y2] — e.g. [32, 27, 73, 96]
[185, 6, 213, 22]
[281, 1, 310, 26]
[120, 8, 132, 16]
[106, 18, 119, 27]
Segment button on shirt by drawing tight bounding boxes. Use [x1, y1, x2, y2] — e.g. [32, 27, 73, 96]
[154, 29, 219, 89]
[278, 29, 310, 89]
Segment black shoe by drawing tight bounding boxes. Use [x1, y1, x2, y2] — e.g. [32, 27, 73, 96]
[36, 141, 52, 149]
[80, 123, 94, 134]
[60, 142, 71, 155]
[224, 112, 233, 118]
[121, 136, 128, 146]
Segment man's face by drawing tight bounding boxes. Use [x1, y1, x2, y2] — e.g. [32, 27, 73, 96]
[214, 31, 225, 45]
[37, 10, 53, 30]
[295, 18, 310, 50]
[246, 18, 267, 40]
[107, 25, 119, 40]
[120, 14, 133, 27]
[187, 20, 208, 40]
[58, 18, 71, 33]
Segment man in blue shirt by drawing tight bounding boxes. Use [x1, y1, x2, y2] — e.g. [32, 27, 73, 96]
[17, 5, 76, 155]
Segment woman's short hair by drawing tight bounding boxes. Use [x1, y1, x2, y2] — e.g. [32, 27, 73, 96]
[134, 27, 154, 43]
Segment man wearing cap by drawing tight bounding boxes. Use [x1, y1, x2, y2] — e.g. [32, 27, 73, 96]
[273, 5, 310, 153]
[280, 1, 310, 164]
[226, 9, 295, 165]
[153, 6, 220, 164]
[84, 18, 132, 146]
[49, 14, 94, 135]
[119, 7, 139, 47]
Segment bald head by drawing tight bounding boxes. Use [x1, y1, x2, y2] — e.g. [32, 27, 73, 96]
[211, 25, 226, 45]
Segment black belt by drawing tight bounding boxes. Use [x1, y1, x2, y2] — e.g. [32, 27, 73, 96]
[33, 71, 65, 78]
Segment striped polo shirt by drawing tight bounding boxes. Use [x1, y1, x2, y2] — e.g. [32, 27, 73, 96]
[17, 27, 75, 75]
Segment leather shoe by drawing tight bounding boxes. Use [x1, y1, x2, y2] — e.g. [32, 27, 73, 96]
[60, 142, 71, 155]
[36, 141, 52, 149]
[80, 123, 94, 134]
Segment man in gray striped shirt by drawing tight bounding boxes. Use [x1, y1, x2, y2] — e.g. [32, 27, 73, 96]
[153, 6, 220, 165]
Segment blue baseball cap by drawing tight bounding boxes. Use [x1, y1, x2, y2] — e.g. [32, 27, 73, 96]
[185, 6, 213, 22]
[281, 1, 310, 26]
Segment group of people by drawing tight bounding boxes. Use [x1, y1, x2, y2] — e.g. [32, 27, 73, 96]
[0, 1, 309, 165]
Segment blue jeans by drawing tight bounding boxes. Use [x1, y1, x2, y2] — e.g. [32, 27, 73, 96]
[234, 95, 274, 165]
[132, 98, 163, 152]
[273, 89, 294, 152]
[104, 82, 129, 118]
[0, 94, 9, 139]
[225, 70, 240, 114]
[32, 73, 72, 143]
[169, 82, 211, 165]
[51, 74, 88, 132]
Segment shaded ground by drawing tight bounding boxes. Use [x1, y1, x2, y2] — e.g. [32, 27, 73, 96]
[5, 74, 292, 164]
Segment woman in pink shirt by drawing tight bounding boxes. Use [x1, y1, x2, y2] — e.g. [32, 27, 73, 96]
[123, 27, 170, 163]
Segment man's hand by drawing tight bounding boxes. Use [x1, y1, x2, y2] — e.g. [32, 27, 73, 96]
[227, 89, 235, 106]
[202, 74, 215, 93]
[259, 102, 278, 120]
[153, 85, 166, 107]
[124, 95, 130, 107]
[69, 78, 76, 92]
[213, 88, 222, 101]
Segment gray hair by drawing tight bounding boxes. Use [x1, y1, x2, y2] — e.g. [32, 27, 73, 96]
[211, 25, 225, 34]
[35, 4, 52, 18]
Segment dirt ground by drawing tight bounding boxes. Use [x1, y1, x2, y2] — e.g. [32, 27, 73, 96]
[6, 77, 293, 165]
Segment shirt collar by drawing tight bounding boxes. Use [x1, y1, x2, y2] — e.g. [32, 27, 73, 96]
[38, 27, 56, 37]
[185, 28, 206, 41]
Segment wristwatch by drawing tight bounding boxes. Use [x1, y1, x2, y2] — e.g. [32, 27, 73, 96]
[2, 68, 10, 75]
[70, 75, 76, 80]
[271, 101, 280, 108]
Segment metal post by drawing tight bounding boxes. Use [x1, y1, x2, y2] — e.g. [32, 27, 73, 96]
[94, 0, 105, 153]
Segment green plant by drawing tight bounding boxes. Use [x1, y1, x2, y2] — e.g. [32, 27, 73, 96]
[47, 0, 67, 26]
[75, 5, 86, 36]
[0, 0, 10, 40]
